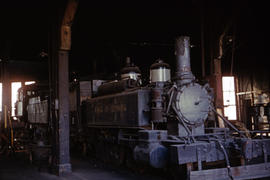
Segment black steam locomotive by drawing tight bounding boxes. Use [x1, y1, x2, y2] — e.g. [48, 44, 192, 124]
[80, 36, 270, 180]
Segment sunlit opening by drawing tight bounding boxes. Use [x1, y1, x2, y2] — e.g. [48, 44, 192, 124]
[0, 83, 2, 112]
[25, 81, 35, 85]
[222, 76, 237, 120]
[11, 82, 22, 116]
[224, 105, 237, 120]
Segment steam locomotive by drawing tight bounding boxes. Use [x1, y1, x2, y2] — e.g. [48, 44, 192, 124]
[80, 36, 270, 179]
[13, 83, 51, 165]
[10, 36, 270, 179]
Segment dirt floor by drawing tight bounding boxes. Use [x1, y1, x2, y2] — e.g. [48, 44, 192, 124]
[0, 155, 167, 180]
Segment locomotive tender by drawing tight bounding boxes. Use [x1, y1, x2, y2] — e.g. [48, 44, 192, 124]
[82, 36, 270, 179]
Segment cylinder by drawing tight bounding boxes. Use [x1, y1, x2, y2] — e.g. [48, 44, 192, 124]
[175, 36, 194, 86]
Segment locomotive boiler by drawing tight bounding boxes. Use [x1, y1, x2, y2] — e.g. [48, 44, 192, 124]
[81, 36, 270, 180]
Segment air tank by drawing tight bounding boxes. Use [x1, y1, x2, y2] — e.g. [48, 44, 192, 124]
[150, 59, 171, 83]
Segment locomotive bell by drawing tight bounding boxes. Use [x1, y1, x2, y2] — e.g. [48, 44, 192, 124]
[120, 57, 141, 82]
[150, 59, 171, 83]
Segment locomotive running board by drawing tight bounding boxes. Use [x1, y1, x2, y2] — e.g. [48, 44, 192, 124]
[190, 162, 270, 180]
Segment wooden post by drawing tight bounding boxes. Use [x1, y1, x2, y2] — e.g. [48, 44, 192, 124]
[1, 61, 11, 127]
[51, 0, 78, 176]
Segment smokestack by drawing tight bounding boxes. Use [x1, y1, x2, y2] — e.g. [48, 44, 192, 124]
[175, 36, 195, 86]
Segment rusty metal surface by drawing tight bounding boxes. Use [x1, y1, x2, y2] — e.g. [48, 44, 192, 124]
[174, 36, 195, 86]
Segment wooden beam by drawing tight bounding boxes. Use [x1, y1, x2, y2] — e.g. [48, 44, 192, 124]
[60, 0, 78, 51]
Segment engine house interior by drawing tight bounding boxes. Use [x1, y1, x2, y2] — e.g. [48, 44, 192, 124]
[0, 1, 270, 180]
